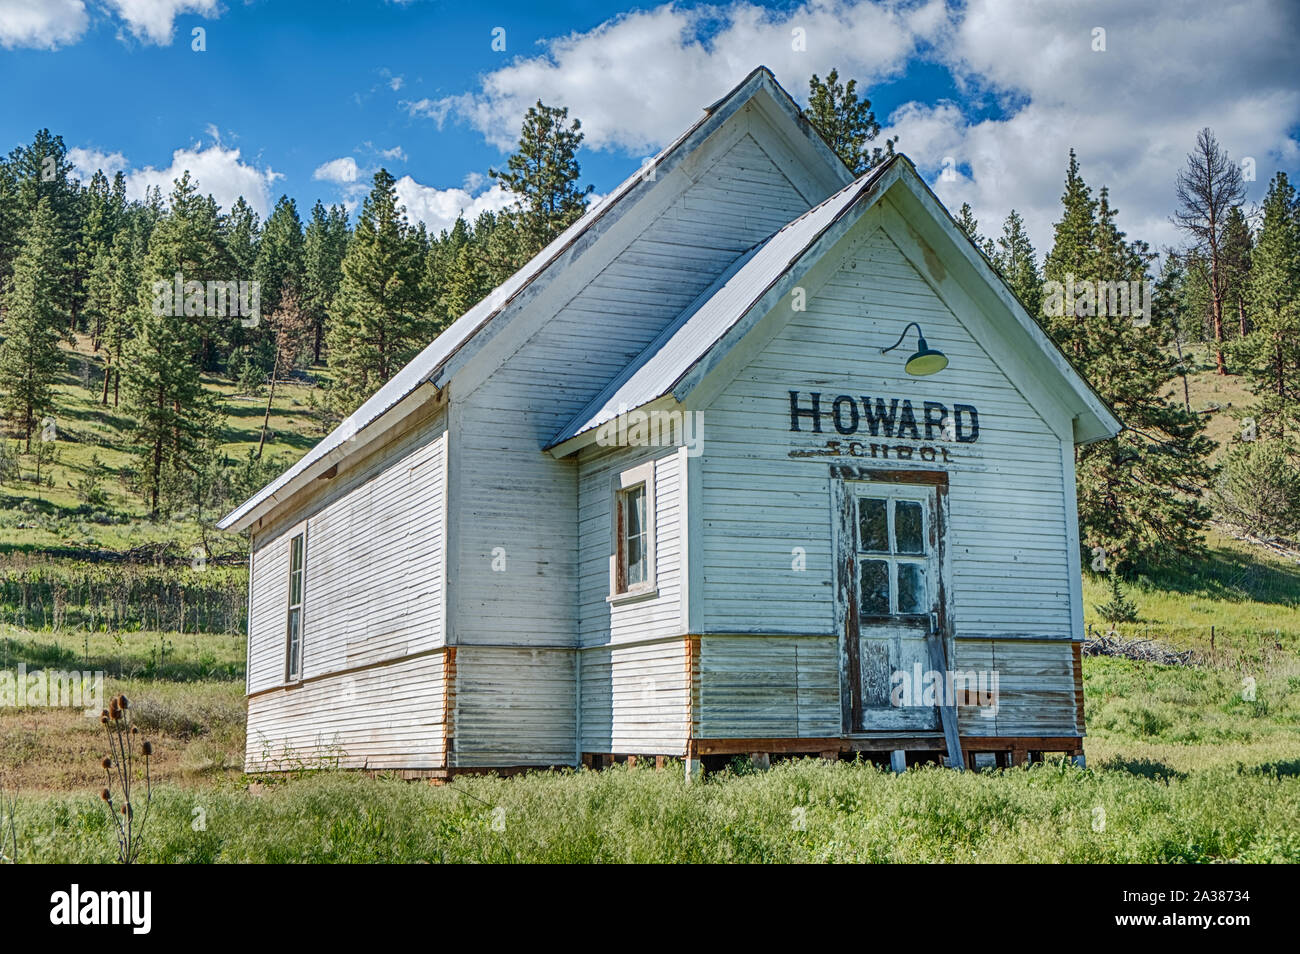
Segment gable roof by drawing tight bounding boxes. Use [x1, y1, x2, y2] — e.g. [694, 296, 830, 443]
[218, 66, 851, 533]
[547, 155, 1122, 453]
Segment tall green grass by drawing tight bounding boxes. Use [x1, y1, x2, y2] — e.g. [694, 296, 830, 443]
[7, 759, 1299, 864]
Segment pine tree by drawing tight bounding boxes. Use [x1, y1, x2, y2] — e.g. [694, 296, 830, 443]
[1240, 172, 1300, 443]
[806, 68, 896, 175]
[440, 241, 491, 326]
[991, 209, 1042, 316]
[121, 174, 223, 516]
[326, 170, 427, 413]
[1160, 251, 1196, 413]
[0, 160, 21, 291]
[473, 209, 526, 290]
[302, 201, 349, 364]
[1220, 205, 1253, 339]
[490, 101, 592, 257]
[216, 196, 260, 372]
[1174, 128, 1246, 375]
[0, 198, 66, 450]
[1043, 166, 1216, 569]
[7, 131, 83, 330]
[221, 197, 260, 283]
[255, 195, 305, 318]
[954, 203, 980, 242]
[953, 202, 995, 260]
[83, 243, 113, 354]
[100, 227, 141, 407]
[1042, 149, 1099, 358]
[75, 169, 124, 343]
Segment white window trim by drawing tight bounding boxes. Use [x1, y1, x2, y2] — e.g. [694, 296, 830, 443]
[284, 522, 308, 685]
[608, 461, 657, 604]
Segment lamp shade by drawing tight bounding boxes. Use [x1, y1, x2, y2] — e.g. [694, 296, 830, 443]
[904, 336, 949, 375]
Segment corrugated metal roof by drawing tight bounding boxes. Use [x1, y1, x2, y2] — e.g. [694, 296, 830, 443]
[547, 159, 897, 448]
[218, 65, 825, 532]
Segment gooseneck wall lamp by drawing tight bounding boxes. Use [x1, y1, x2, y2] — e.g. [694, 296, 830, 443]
[880, 321, 949, 376]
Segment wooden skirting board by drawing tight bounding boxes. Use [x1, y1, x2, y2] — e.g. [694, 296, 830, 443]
[690, 735, 1083, 761]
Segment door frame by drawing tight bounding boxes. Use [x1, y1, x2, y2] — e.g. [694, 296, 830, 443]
[830, 465, 954, 735]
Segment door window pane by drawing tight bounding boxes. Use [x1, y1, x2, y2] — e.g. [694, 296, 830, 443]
[897, 562, 926, 614]
[857, 498, 888, 552]
[859, 559, 890, 615]
[853, 490, 933, 617]
[894, 501, 924, 554]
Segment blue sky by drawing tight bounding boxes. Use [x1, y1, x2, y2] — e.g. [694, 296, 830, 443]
[1, 0, 1297, 253]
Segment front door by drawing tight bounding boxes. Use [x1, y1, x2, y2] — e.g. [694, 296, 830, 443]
[835, 478, 944, 733]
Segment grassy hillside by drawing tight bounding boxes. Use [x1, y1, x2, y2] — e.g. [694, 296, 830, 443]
[1082, 530, 1300, 649]
[0, 336, 329, 556]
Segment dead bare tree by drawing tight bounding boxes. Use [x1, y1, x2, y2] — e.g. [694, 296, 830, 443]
[1174, 128, 1246, 375]
[258, 285, 312, 460]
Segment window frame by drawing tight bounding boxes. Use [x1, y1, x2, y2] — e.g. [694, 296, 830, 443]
[608, 461, 657, 603]
[285, 525, 307, 684]
[854, 489, 933, 621]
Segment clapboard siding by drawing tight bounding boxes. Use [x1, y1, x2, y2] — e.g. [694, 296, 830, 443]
[579, 639, 689, 754]
[699, 223, 1075, 641]
[452, 130, 813, 652]
[245, 651, 447, 771]
[577, 444, 683, 646]
[246, 409, 446, 696]
[955, 639, 1078, 737]
[231, 75, 1105, 771]
[452, 648, 576, 766]
[247, 531, 291, 692]
[439, 130, 816, 766]
[696, 636, 840, 738]
[572, 444, 687, 754]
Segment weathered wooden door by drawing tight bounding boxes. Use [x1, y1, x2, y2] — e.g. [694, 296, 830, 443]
[834, 477, 944, 733]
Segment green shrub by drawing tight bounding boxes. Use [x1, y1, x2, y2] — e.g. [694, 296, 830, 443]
[1215, 439, 1300, 538]
[1094, 574, 1140, 623]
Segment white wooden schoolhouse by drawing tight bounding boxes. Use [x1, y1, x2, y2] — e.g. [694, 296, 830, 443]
[219, 67, 1122, 777]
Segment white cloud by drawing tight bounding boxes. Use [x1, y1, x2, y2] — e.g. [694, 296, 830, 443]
[889, 0, 1300, 254]
[423, 0, 943, 152]
[72, 142, 279, 217]
[394, 177, 517, 235]
[104, 0, 222, 45]
[68, 147, 129, 181]
[312, 158, 515, 234]
[313, 157, 361, 185]
[426, 0, 1298, 262]
[404, 97, 454, 127]
[0, 0, 87, 49]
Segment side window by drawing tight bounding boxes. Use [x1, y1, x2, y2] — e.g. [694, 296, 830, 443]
[856, 495, 928, 617]
[286, 530, 305, 681]
[610, 461, 656, 599]
[621, 484, 648, 587]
